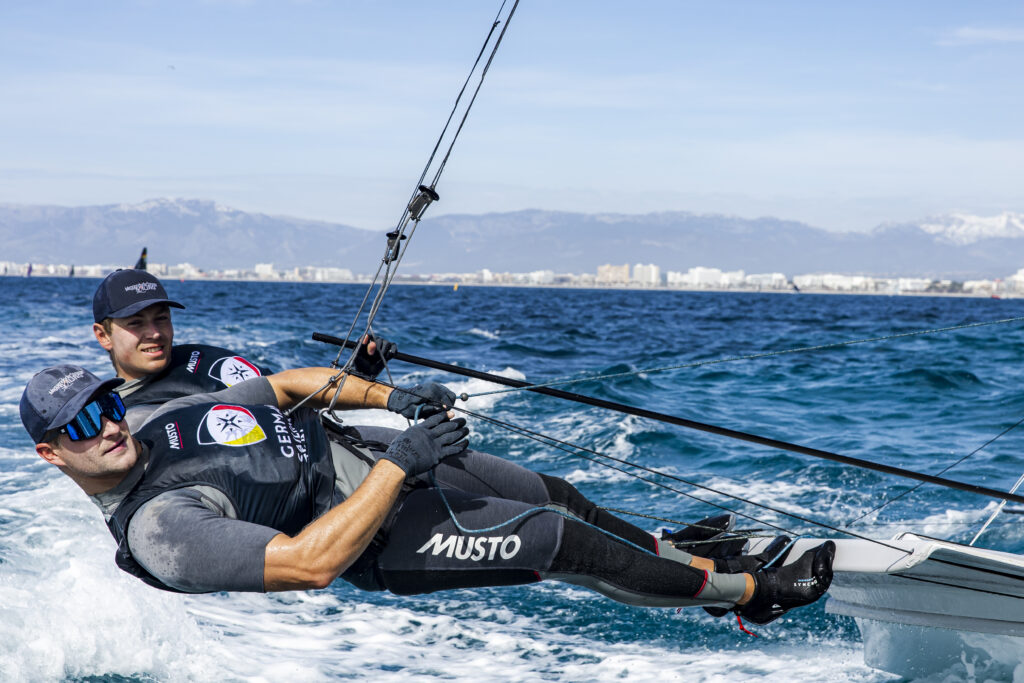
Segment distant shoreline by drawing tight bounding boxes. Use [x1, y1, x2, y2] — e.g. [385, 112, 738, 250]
[3, 273, 1016, 300]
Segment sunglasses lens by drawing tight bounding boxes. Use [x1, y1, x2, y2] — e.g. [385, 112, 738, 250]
[65, 421, 83, 440]
[65, 403, 102, 441]
[98, 393, 126, 423]
[62, 393, 125, 441]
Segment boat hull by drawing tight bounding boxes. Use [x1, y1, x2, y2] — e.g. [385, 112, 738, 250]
[744, 533, 1024, 677]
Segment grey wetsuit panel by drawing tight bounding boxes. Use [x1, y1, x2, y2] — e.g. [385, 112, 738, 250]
[128, 486, 279, 593]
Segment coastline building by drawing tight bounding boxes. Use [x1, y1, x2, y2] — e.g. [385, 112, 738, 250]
[746, 273, 790, 290]
[633, 263, 661, 287]
[597, 263, 630, 285]
[794, 274, 878, 292]
[666, 267, 745, 289]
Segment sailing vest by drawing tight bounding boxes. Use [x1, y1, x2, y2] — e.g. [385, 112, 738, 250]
[107, 401, 335, 592]
[120, 343, 271, 409]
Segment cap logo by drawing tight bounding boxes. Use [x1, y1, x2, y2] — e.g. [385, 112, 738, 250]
[49, 369, 85, 395]
[125, 282, 159, 294]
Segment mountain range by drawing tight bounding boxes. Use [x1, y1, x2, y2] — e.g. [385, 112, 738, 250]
[1, 198, 1022, 279]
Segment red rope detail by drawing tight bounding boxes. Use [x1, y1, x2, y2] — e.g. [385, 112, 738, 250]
[736, 615, 759, 637]
[694, 570, 708, 596]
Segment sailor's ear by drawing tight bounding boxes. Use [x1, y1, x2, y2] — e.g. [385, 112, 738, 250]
[36, 442, 66, 467]
[93, 321, 113, 351]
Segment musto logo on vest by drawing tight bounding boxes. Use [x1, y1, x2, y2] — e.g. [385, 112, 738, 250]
[208, 356, 261, 387]
[197, 404, 267, 447]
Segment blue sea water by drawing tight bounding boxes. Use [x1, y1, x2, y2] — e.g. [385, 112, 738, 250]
[2, 276, 1024, 682]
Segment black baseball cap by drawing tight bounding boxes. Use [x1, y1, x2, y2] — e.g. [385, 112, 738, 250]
[93, 269, 185, 323]
[20, 365, 125, 443]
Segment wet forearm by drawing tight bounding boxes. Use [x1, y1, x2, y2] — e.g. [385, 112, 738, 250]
[268, 367, 393, 411]
[262, 459, 406, 591]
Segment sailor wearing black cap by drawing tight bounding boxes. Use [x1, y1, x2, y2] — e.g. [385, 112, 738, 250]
[91, 269, 271, 429]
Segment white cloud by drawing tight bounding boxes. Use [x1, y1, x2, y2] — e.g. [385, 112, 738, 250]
[938, 26, 1024, 46]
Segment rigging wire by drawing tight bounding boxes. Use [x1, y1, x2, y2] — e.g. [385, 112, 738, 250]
[447, 400, 916, 554]
[463, 316, 1024, 400]
[288, 0, 1024, 600]
[451, 401, 1024, 599]
[287, 0, 519, 416]
[313, 332, 1024, 507]
[846, 413, 1024, 527]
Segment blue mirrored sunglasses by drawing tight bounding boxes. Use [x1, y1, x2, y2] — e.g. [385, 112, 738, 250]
[60, 392, 127, 441]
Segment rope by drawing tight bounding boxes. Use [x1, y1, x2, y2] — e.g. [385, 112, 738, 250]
[846, 413, 1024, 527]
[448, 401, 915, 554]
[440, 406, 1024, 602]
[289, 0, 519, 416]
[463, 316, 1024, 399]
[597, 507, 769, 537]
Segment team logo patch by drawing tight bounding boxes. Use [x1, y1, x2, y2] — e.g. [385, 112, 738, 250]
[208, 356, 261, 387]
[197, 404, 267, 447]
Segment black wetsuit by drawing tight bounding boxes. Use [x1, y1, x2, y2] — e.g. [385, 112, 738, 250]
[93, 380, 746, 606]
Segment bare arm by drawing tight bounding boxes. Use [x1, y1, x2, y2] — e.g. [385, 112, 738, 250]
[263, 459, 406, 591]
[266, 367, 394, 412]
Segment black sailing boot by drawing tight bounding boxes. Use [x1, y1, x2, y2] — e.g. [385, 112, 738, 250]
[732, 540, 836, 625]
[702, 536, 793, 617]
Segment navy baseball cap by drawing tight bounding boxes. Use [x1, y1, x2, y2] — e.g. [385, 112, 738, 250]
[93, 269, 184, 323]
[20, 365, 125, 443]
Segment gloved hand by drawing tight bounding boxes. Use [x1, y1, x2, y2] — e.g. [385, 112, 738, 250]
[351, 334, 398, 381]
[387, 382, 456, 419]
[380, 411, 469, 476]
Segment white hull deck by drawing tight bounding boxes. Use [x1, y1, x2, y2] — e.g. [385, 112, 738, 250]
[745, 533, 1024, 677]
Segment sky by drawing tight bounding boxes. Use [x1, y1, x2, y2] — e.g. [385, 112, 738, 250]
[1, 0, 1023, 233]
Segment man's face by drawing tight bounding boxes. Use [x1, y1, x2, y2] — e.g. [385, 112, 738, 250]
[35, 409, 139, 495]
[93, 304, 174, 380]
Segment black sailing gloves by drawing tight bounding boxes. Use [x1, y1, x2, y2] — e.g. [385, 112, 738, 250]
[350, 335, 398, 381]
[381, 412, 470, 476]
[383, 382, 467, 476]
[387, 382, 457, 419]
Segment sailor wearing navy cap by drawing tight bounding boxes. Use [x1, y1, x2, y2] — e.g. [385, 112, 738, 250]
[90, 269, 272, 429]
[21, 365, 133, 495]
[91, 269, 185, 382]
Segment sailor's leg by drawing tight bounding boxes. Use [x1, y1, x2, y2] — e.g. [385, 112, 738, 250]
[375, 487, 744, 608]
[430, 451, 696, 564]
[355, 426, 696, 564]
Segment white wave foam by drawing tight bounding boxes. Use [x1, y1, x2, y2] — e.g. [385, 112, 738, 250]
[0, 476, 231, 683]
[0, 466, 887, 681]
[468, 327, 500, 340]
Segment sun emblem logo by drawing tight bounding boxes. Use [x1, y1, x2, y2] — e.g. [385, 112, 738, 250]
[197, 404, 267, 447]
[208, 356, 262, 387]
